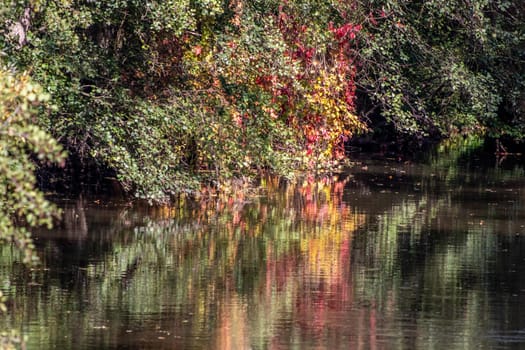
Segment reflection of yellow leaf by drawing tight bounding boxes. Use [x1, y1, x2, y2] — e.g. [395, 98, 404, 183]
[216, 294, 248, 350]
[300, 210, 365, 283]
[292, 178, 366, 282]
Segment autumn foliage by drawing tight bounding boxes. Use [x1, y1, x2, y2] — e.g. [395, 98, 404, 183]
[1, 0, 523, 200]
[261, 4, 366, 161]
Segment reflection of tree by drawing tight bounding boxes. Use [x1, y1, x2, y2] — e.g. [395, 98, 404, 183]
[348, 159, 525, 349]
[0, 177, 366, 349]
[1, 160, 525, 349]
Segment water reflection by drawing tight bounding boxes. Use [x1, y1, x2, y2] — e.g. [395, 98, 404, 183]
[1, 158, 525, 349]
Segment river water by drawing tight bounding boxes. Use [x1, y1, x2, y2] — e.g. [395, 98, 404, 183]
[2, 153, 525, 349]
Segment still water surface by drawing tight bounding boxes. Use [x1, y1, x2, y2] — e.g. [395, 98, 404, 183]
[2, 156, 525, 349]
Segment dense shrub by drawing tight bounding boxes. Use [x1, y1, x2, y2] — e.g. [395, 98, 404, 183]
[1, 0, 523, 201]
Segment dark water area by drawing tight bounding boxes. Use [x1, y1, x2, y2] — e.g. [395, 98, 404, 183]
[2, 152, 525, 349]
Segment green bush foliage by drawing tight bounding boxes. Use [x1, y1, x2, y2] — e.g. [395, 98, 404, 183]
[353, 0, 524, 138]
[0, 0, 523, 201]
[0, 67, 65, 263]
